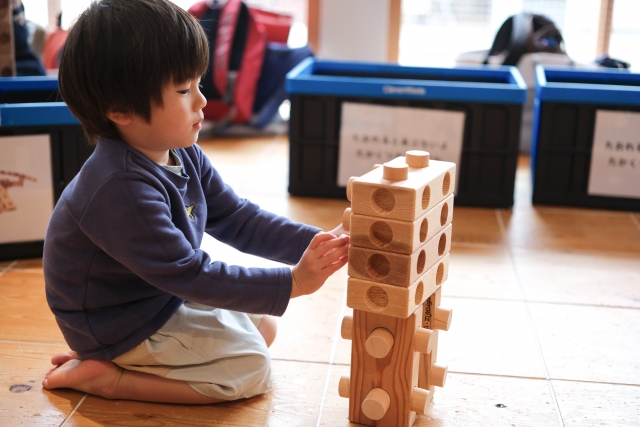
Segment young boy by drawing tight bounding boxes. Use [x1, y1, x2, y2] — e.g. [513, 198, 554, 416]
[41, 0, 349, 404]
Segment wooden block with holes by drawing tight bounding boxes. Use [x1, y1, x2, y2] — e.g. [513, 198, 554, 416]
[348, 194, 454, 255]
[418, 287, 451, 401]
[348, 223, 452, 287]
[339, 306, 433, 427]
[347, 254, 449, 318]
[347, 156, 456, 223]
[339, 150, 455, 426]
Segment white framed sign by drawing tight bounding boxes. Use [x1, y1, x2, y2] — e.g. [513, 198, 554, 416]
[0, 135, 54, 244]
[587, 110, 640, 199]
[336, 103, 465, 191]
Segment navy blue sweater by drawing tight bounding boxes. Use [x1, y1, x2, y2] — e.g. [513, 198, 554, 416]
[43, 138, 320, 360]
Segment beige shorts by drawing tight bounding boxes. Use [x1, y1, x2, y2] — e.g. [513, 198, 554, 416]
[112, 302, 271, 400]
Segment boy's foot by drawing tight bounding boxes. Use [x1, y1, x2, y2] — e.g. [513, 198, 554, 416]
[42, 351, 123, 398]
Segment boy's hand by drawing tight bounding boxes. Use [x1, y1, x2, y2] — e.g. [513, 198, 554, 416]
[291, 232, 350, 298]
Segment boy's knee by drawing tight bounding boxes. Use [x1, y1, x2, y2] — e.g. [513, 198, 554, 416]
[257, 315, 277, 347]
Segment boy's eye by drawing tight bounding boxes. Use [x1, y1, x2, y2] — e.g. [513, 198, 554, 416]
[178, 89, 190, 94]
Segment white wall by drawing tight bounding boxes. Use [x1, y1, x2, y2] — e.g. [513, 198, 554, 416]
[318, 0, 390, 62]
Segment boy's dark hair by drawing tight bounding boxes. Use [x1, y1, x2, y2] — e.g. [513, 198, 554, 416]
[59, 0, 210, 143]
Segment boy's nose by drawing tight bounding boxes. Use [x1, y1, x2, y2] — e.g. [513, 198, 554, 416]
[196, 90, 207, 110]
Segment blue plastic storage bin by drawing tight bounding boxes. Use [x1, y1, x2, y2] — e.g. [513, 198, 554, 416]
[532, 65, 640, 210]
[286, 58, 527, 207]
[0, 77, 91, 260]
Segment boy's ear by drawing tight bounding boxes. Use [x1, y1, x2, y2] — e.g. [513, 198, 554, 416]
[106, 110, 133, 126]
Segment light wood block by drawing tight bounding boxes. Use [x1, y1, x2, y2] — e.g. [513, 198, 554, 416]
[348, 224, 452, 287]
[343, 207, 352, 232]
[419, 287, 443, 400]
[351, 157, 456, 222]
[409, 387, 430, 414]
[414, 327, 434, 355]
[433, 307, 453, 331]
[341, 315, 353, 340]
[362, 388, 391, 420]
[431, 363, 448, 388]
[348, 307, 425, 427]
[365, 328, 395, 358]
[406, 150, 429, 168]
[382, 163, 409, 181]
[346, 253, 449, 318]
[339, 376, 350, 398]
[350, 194, 454, 254]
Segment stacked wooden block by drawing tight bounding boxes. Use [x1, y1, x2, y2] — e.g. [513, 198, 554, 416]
[339, 150, 455, 427]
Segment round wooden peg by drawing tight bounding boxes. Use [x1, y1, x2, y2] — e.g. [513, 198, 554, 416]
[362, 388, 390, 420]
[414, 327, 433, 354]
[342, 208, 352, 232]
[431, 364, 448, 388]
[338, 376, 350, 398]
[346, 176, 356, 201]
[365, 328, 394, 358]
[341, 315, 353, 340]
[433, 307, 452, 331]
[406, 150, 430, 168]
[382, 163, 408, 181]
[410, 387, 430, 414]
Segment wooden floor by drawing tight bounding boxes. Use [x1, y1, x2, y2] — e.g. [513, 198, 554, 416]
[1, 135, 639, 426]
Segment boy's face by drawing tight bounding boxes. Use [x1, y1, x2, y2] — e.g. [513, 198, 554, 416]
[110, 78, 207, 163]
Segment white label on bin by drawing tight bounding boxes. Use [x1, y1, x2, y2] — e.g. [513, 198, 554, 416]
[0, 135, 54, 244]
[337, 103, 465, 190]
[587, 110, 640, 199]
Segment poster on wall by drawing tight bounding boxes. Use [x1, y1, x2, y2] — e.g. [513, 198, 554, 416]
[0, 135, 54, 244]
[587, 110, 640, 199]
[337, 103, 465, 190]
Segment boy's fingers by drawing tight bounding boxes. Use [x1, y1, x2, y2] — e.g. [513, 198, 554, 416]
[309, 232, 338, 250]
[322, 256, 348, 273]
[321, 244, 350, 265]
[313, 234, 350, 254]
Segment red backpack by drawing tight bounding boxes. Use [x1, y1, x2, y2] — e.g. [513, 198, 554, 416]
[190, 0, 287, 127]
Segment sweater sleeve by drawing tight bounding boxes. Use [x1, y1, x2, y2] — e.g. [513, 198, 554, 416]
[78, 172, 292, 316]
[196, 148, 321, 265]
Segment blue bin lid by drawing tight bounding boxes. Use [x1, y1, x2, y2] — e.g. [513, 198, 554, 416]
[0, 102, 80, 126]
[535, 65, 640, 106]
[286, 58, 527, 104]
[0, 76, 59, 92]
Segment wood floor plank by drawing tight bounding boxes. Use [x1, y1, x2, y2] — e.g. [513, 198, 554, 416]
[63, 360, 329, 427]
[0, 271, 65, 343]
[0, 342, 84, 426]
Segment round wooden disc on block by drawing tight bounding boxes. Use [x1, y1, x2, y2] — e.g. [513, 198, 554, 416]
[414, 327, 433, 354]
[406, 150, 430, 168]
[410, 387, 430, 414]
[362, 388, 390, 420]
[433, 307, 452, 331]
[431, 364, 448, 388]
[346, 176, 357, 201]
[341, 315, 353, 340]
[338, 376, 350, 398]
[342, 208, 352, 232]
[382, 163, 409, 181]
[365, 327, 394, 358]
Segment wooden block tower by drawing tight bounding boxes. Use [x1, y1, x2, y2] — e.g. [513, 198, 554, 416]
[338, 150, 455, 427]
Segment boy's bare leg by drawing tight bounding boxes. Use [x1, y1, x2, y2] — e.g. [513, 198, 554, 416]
[258, 315, 277, 347]
[42, 352, 223, 404]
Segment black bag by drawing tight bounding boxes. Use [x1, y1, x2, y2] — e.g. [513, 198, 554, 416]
[484, 13, 565, 66]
